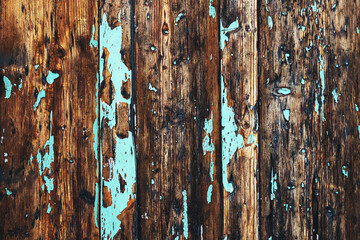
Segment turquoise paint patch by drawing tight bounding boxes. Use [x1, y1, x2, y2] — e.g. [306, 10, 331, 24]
[357, 27, 359, 34]
[277, 88, 291, 95]
[175, 12, 184, 25]
[314, 93, 319, 116]
[358, 125, 360, 139]
[34, 89, 46, 111]
[182, 190, 188, 239]
[148, 83, 158, 92]
[221, 66, 244, 193]
[220, 20, 239, 50]
[37, 111, 54, 177]
[46, 71, 59, 84]
[47, 203, 52, 214]
[5, 188, 12, 196]
[283, 109, 290, 121]
[342, 166, 348, 178]
[93, 71, 100, 228]
[270, 169, 277, 200]
[99, 12, 136, 239]
[332, 88, 339, 103]
[18, 78, 23, 90]
[268, 16, 273, 30]
[209, 0, 216, 18]
[207, 184, 213, 203]
[35, 65, 39, 70]
[3, 76, 12, 99]
[90, 24, 99, 48]
[319, 55, 326, 121]
[355, 104, 359, 112]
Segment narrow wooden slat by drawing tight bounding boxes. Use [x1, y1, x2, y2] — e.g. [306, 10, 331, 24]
[259, 0, 360, 239]
[219, 0, 258, 239]
[99, 0, 136, 239]
[0, 0, 99, 239]
[134, 0, 222, 238]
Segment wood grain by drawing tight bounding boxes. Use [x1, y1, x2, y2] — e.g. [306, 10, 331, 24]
[134, 0, 222, 239]
[0, 0, 99, 239]
[259, 0, 360, 239]
[220, 0, 258, 239]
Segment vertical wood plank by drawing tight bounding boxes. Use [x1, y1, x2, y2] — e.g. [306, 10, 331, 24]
[259, 0, 360, 239]
[99, 0, 137, 239]
[0, 0, 99, 239]
[134, 0, 222, 239]
[219, 0, 258, 239]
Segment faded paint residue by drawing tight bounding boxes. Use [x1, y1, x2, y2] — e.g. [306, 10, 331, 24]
[268, 16, 273, 30]
[46, 71, 59, 84]
[319, 55, 326, 121]
[283, 109, 290, 121]
[182, 190, 188, 239]
[332, 88, 339, 103]
[47, 203, 52, 214]
[3, 76, 12, 99]
[18, 78, 23, 90]
[93, 70, 100, 228]
[355, 104, 359, 112]
[148, 83, 158, 92]
[99, 12, 136, 239]
[270, 168, 277, 200]
[358, 125, 360, 139]
[207, 185, 213, 203]
[209, 0, 216, 18]
[175, 12, 184, 25]
[35, 65, 39, 70]
[220, 20, 239, 50]
[277, 87, 291, 95]
[90, 24, 98, 48]
[314, 93, 319, 116]
[221, 69, 244, 193]
[33, 90, 45, 111]
[4, 188, 12, 196]
[342, 166, 348, 178]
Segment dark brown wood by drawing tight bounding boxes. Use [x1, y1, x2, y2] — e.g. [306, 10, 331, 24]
[134, 0, 222, 239]
[220, 0, 258, 239]
[0, 0, 99, 239]
[99, 0, 137, 239]
[259, 0, 360, 239]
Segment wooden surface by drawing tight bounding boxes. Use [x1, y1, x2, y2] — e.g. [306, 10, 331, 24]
[1, 0, 359, 239]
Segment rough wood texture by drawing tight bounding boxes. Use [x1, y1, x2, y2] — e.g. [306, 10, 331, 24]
[1, 0, 360, 239]
[220, 0, 258, 238]
[134, 0, 222, 239]
[99, 0, 136, 239]
[0, 0, 99, 239]
[259, 0, 360, 239]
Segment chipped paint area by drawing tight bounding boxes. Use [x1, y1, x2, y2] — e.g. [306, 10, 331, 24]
[99, 12, 136, 239]
[148, 83, 158, 92]
[332, 88, 340, 103]
[182, 190, 188, 239]
[209, 0, 216, 18]
[270, 168, 277, 200]
[268, 16, 273, 30]
[221, 72, 244, 193]
[46, 71, 59, 84]
[283, 109, 290, 121]
[220, 20, 239, 50]
[203, 112, 215, 202]
[3, 76, 12, 99]
[34, 90, 46, 111]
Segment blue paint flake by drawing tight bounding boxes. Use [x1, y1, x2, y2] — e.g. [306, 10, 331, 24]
[90, 24, 98, 48]
[3, 76, 12, 99]
[148, 83, 158, 92]
[175, 13, 184, 25]
[5, 188, 12, 196]
[268, 16, 273, 30]
[46, 71, 59, 84]
[332, 88, 339, 103]
[34, 89, 46, 111]
[209, 0, 216, 18]
[277, 88, 291, 95]
[283, 109, 290, 121]
[270, 169, 277, 200]
[182, 190, 188, 239]
[220, 20, 239, 50]
[35, 65, 39, 70]
[207, 184, 213, 203]
[342, 166, 348, 178]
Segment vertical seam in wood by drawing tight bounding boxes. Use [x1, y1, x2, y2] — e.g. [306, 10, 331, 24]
[217, 0, 224, 238]
[256, 0, 261, 239]
[130, 0, 140, 239]
[97, 0, 101, 239]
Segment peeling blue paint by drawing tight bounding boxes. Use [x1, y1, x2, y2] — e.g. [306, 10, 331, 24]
[148, 83, 158, 92]
[277, 88, 291, 95]
[268, 16, 273, 30]
[99, 12, 136, 239]
[315, 93, 319, 116]
[220, 20, 239, 50]
[90, 24, 98, 48]
[283, 109, 290, 121]
[175, 13, 184, 25]
[342, 166, 348, 178]
[35, 65, 39, 70]
[221, 69, 244, 193]
[182, 190, 188, 239]
[358, 125, 360, 139]
[207, 184, 213, 203]
[93, 71, 100, 228]
[3, 76, 12, 99]
[355, 104, 359, 112]
[18, 78, 23, 90]
[46, 71, 59, 84]
[47, 203, 52, 214]
[332, 88, 339, 103]
[203, 113, 215, 182]
[34, 90, 46, 111]
[270, 169, 277, 200]
[209, 0, 216, 18]
[5, 188, 12, 196]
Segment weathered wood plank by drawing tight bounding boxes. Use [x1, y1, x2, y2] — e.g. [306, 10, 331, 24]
[259, 0, 360, 239]
[99, 0, 137, 239]
[134, 0, 222, 239]
[220, 0, 258, 239]
[0, 0, 99, 239]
